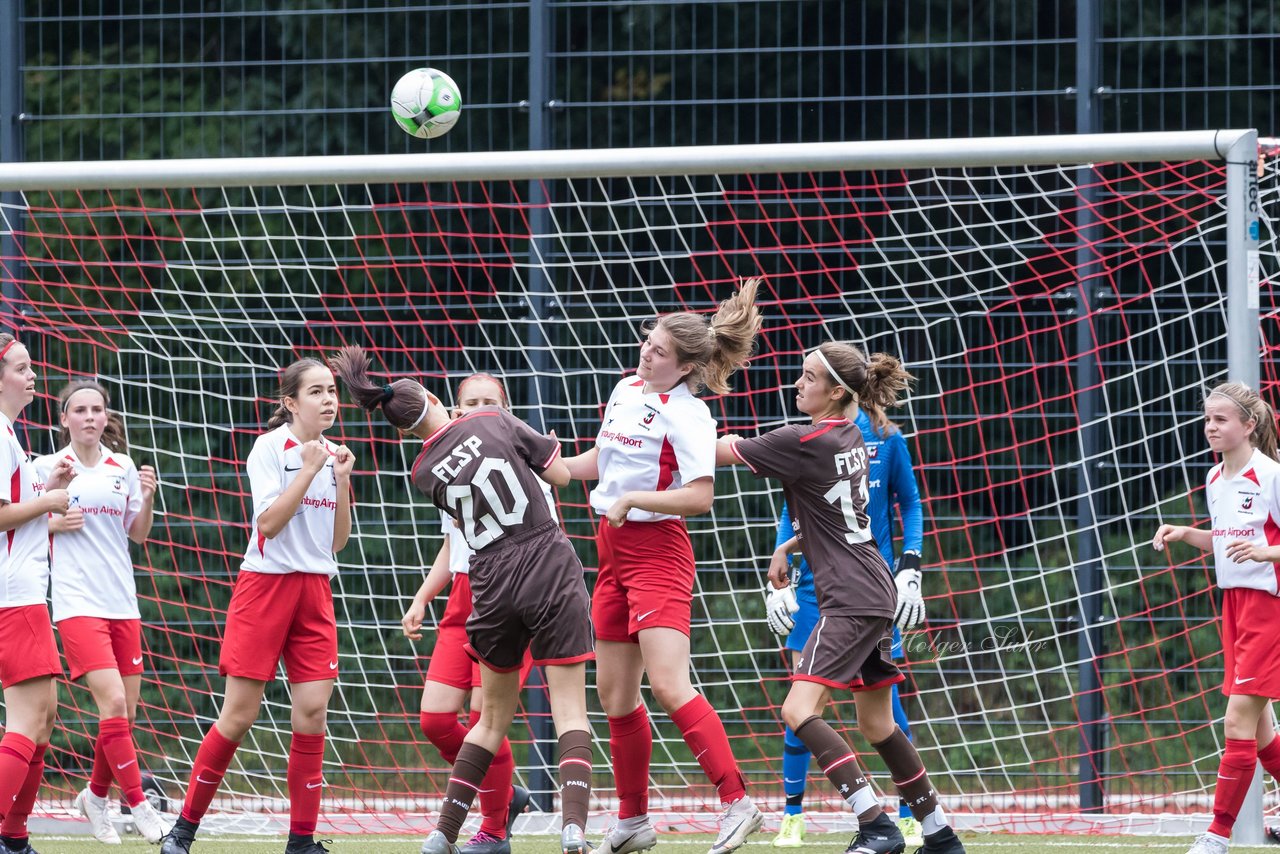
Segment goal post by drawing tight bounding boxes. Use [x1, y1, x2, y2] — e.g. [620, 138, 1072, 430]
[0, 130, 1272, 838]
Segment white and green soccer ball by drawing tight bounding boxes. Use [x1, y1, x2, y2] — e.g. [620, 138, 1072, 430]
[390, 67, 462, 139]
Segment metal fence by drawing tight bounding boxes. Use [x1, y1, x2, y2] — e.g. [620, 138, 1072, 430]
[8, 1, 1279, 164]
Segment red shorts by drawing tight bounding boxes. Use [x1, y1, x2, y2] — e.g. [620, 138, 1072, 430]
[1221, 586, 1280, 699]
[219, 571, 338, 684]
[57, 617, 144, 681]
[0, 604, 62, 686]
[592, 518, 696, 642]
[427, 573, 534, 689]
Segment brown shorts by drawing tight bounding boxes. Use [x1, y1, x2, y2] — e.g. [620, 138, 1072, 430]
[465, 522, 595, 672]
[792, 613, 904, 692]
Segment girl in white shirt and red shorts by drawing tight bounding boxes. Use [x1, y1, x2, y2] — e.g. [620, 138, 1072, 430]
[1153, 382, 1280, 854]
[0, 334, 75, 854]
[161, 359, 355, 854]
[562, 280, 764, 854]
[36, 380, 168, 845]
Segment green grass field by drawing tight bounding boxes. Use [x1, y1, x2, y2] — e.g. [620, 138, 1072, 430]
[29, 833, 1280, 854]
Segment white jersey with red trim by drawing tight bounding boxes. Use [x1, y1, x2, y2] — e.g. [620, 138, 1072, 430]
[1206, 447, 1280, 594]
[34, 445, 144, 621]
[590, 376, 716, 523]
[241, 424, 340, 577]
[442, 479, 557, 575]
[0, 412, 49, 607]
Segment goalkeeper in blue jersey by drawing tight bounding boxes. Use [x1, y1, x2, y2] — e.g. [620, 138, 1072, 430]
[767, 406, 926, 849]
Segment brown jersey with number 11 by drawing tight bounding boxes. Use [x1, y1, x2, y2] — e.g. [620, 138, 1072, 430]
[731, 418, 896, 618]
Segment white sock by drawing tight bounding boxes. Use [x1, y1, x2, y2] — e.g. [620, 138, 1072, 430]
[1204, 831, 1230, 845]
[617, 815, 651, 832]
[921, 805, 949, 836]
[846, 785, 878, 817]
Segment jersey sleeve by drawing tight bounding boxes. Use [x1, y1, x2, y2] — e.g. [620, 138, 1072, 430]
[245, 437, 283, 522]
[670, 403, 717, 482]
[0, 440, 21, 506]
[732, 426, 803, 482]
[123, 457, 144, 532]
[886, 431, 924, 555]
[502, 410, 561, 472]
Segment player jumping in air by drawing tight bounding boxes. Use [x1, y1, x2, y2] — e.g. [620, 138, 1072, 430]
[400, 373, 545, 854]
[331, 346, 595, 854]
[561, 279, 765, 854]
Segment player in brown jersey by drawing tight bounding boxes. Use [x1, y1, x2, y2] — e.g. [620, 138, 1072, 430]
[716, 343, 965, 854]
[330, 346, 594, 854]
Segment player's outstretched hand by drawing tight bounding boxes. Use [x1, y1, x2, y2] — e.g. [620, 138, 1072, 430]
[764, 581, 799, 636]
[893, 551, 925, 632]
[401, 599, 427, 641]
[1151, 524, 1181, 552]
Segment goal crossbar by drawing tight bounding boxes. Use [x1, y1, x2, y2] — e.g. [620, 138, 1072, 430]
[0, 129, 1257, 190]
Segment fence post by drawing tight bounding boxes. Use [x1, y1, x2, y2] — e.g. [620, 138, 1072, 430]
[1073, 0, 1105, 815]
[521, 0, 560, 814]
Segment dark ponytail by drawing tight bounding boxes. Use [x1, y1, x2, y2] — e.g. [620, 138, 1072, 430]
[814, 342, 913, 429]
[330, 345, 431, 431]
[58, 381, 129, 453]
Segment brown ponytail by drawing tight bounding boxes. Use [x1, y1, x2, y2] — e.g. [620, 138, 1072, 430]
[648, 277, 763, 394]
[814, 343, 913, 427]
[330, 345, 432, 431]
[57, 381, 129, 453]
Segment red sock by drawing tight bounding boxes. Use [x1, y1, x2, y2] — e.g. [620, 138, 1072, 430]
[1258, 737, 1280, 779]
[287, 732, 326, 836]
[98, 717, 146, 806]
[1207, 738, 1258, 838]
[466, 709, 514, 838]
[671, 694, 746, 805]
[89, 734, 113, 798]
[0, 743, 47, 838]
[420, 712, 469, 765]
[180, 725, 241, 824]
[0, 732, 36, 822]
[608, 705, 652, 819]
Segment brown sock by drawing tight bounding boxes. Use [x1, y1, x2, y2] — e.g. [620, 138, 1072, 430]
[437, 742, 494, 842]
[793, 716, 881, 823]
[871, 727, 940, 820]
[557, 729, 593, 830]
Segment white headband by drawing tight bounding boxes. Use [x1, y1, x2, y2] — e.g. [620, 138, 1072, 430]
[1207, 390, 1255, 420]
[811, 348, 856, 398]
[406, 384, 436, 431]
